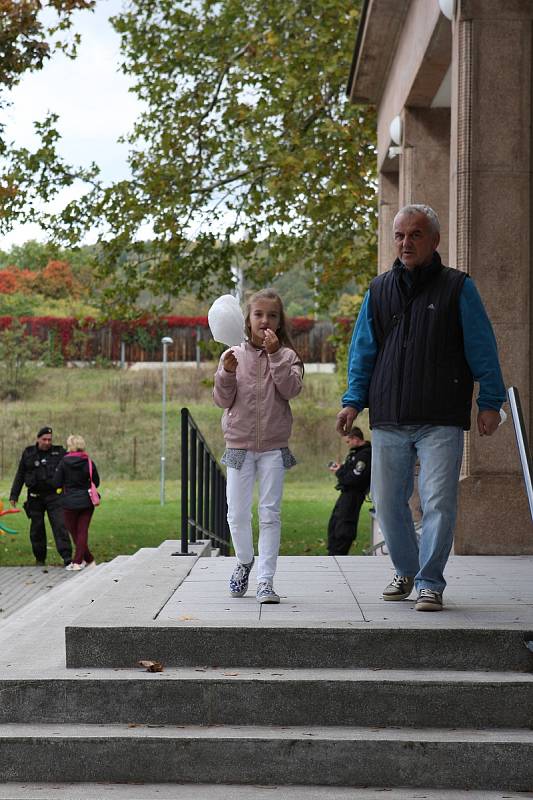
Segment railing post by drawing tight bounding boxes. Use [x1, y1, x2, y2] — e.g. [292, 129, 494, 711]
[210, 459, 217, 544]
[180, 407, 189, 554]
[204, 455, 211, 536]
[189, 427, 197, 542]
[222, 482, 230, 556]
[197, 443, 204, 540]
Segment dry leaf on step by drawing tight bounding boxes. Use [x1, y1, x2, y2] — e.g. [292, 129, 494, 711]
[137, 660, 164, 672]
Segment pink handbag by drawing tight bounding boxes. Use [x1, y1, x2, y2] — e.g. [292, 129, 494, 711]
[88, 458, 101, 507]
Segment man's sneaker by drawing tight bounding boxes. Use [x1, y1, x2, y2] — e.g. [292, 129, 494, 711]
[416, 588, 443, 611]
[256, 581, 280, 604]
[382, 574, 415, 601]
[229, 558, 254, 597]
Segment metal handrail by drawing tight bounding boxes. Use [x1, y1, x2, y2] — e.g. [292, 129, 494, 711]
[177, 407, 231, 556]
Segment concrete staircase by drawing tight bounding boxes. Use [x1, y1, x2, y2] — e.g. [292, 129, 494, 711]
[1, 545, 533, 797]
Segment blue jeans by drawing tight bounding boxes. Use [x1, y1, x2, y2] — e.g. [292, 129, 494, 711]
[371, 425, 464, 594]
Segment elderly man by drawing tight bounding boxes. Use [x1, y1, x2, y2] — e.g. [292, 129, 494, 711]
[10, 426, 72, 567]
[336, 204, 506, 611]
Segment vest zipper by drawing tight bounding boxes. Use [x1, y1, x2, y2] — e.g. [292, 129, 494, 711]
[397, 306, 412, 421]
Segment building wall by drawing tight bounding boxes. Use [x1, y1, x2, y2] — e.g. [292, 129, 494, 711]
[359, 0, 533, 553]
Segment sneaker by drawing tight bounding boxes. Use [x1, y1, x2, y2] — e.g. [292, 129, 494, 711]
[416, 588, 443, 612]
[256, 581, 280, 604]
[65, 562, 84, 571]
[382, 574, 415, 601]
[229, 558, 254, 597]
[83, 560, 97, 569]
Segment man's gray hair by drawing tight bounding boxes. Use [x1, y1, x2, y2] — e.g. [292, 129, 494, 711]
[394, 204, 440, 234]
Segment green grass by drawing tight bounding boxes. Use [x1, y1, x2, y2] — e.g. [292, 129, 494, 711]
[0, 367, 371, 566]
[0, 479, 371, 566]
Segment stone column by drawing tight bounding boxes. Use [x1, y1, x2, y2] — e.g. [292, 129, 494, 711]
[378, 171, 399, 274]
[398, 107, 451, 263]
[451, 0, 533, 553]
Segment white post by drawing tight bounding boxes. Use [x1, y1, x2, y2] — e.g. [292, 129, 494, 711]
[160, 336, 173, 505]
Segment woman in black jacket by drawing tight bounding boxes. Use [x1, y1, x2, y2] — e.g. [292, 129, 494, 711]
[53, 434, 100, 571]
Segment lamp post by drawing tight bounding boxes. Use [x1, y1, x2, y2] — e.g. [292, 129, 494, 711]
[160, 336, 173, 505]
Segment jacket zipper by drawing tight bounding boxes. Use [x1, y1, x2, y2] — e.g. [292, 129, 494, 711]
[255, 350, 261, 451]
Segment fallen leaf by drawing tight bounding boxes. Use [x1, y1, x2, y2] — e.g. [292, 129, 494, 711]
[137, 660, 164, 673]
[223, 672, 239, 676]
[178, 615, 196, 621]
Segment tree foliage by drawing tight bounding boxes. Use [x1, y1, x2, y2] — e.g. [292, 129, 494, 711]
[0, 0, 96, 231]
[42, 0, 377, 314]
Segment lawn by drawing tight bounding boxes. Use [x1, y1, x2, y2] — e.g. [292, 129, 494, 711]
[0, 366, 372, 566]
[0, 479, 372, 566]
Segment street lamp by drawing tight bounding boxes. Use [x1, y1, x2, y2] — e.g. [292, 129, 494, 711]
[160, 336, 173, 505]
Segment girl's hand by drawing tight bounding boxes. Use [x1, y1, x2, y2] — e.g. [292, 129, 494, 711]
[223, 349, 238, 373]
[263, 328, 280, 354]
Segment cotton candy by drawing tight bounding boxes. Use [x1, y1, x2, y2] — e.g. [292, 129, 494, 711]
[208, 294, 246, 347]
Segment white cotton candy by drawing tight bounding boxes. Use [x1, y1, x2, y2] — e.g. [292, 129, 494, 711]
[208, 294, 246, 347]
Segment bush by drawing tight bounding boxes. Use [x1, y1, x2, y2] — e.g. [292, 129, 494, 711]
[0, 320, 43, 399]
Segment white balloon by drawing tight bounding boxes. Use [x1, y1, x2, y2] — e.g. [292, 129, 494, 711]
[208, 294, 246, 347]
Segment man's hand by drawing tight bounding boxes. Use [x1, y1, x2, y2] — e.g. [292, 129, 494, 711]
[477, 409, 500, 437]
[9, 499, 17, 509]
[222, 349, 238, 373]
[336, 406, 359, 436]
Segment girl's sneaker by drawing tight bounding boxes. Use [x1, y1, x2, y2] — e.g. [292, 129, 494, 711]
[229, 558, 254, 597]
[256, 581, 280, 604]
[65, 562, 84, 571]
[83, 560, 97, 569]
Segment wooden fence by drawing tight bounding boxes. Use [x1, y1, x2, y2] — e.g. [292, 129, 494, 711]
[0, 316, 338, 363]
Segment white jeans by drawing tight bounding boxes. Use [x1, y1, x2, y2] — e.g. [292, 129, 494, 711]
[226, 449, 285, 583]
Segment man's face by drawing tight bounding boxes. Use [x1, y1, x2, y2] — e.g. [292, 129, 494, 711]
[37, 434, 52, 451]
[393, 212, 440, 270]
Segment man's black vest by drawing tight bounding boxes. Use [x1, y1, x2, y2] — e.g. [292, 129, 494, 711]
[368, 254, 474, 430]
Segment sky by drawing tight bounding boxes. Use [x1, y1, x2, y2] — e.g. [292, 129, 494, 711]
[1, 0, 139, 250]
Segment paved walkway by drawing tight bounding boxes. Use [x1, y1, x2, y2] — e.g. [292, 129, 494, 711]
[3, 555, 533, 630]
[0, 566, 71, 621]
[161, 554, 533, 627]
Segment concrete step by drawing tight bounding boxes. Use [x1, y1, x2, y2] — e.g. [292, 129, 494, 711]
[0, 550, 178, 640]
[65, 622, 533, 671]
[0, 565, 110, 640]
[1, 668, 533, 729]
[0, 723, 532, 789]
[0, 566, 71, 622]
[0, 785, 530, 800]
[0, 558, 128, 641]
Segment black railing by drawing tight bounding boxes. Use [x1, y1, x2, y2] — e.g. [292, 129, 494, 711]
[178, 407, 231, 556]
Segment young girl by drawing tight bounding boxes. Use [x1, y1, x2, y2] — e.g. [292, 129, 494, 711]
[213, 289, 303, 603]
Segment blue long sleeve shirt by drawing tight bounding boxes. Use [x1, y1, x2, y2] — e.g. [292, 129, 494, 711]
[341, 276, 506, 414]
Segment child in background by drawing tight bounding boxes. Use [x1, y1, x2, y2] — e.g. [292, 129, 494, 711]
[213, 289, 304, 603]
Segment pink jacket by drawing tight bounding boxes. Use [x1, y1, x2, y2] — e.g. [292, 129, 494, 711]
[213, 342, 303, 451]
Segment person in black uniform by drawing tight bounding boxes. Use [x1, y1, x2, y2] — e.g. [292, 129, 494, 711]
[327, 427, 371, 556]
[9, 426, 72, 567]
